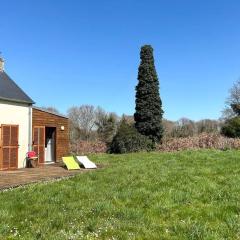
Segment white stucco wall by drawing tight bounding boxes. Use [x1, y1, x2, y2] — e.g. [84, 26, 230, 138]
[0, 100, 31, 168]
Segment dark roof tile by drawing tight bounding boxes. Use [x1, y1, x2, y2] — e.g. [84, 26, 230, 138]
[0, 71, 34, 104]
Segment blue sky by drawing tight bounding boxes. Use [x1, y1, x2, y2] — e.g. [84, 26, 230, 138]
[1, 0, 240, 121]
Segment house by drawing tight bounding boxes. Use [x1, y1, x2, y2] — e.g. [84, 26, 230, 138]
[0, 57, 69, 170]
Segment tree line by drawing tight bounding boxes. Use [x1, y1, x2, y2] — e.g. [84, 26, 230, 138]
[41, 45, 240, 153]
[42, 105, 222, 142]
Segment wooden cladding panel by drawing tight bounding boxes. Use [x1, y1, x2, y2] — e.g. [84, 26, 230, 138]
[32, 109, 69, 162]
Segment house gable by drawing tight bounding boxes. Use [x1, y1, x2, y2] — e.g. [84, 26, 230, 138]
[0, 71, 35, 105]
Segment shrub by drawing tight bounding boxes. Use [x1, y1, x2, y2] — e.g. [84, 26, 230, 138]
[221, 117, 240, 138]
[70, 141, 107, 154]
[109, 119, 154, 153]
[69, 133, 240, 154]
[157, 133, 240, 152]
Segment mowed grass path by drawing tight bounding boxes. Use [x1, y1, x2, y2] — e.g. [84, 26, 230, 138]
[0, 150, 240, 239]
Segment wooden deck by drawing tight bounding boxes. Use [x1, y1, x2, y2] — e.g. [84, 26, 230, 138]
[0, 164, 92, 190]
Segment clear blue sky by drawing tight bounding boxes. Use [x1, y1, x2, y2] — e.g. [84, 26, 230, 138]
[1, 0, 240, 121]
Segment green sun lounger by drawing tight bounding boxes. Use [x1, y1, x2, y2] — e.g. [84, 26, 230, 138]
[62, 156, 80, 170]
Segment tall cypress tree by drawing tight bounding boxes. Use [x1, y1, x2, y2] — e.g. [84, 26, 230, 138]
[134, 45, 164, 142]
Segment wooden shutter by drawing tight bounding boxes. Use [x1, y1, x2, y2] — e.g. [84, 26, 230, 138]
[0, 125, 19, 170]
[33, 126, 45, 164]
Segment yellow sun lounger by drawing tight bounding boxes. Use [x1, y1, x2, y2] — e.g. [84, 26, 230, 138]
[62, 156, 80, 170]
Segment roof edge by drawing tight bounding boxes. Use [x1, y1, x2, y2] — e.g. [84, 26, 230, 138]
[33, 106, 69, 119]
[0, 96, 34, 105]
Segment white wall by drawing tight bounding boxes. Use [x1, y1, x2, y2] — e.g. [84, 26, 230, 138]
[0, 100, 31, 168]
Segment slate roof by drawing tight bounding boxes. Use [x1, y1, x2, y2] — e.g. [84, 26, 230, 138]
[0, 71, 35, 104]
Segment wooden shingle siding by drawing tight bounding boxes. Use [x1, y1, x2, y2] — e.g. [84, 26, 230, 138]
[32, 108, 69, 162]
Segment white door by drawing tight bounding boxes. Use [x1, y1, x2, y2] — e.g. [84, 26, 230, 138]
[45, 138, 54, 162]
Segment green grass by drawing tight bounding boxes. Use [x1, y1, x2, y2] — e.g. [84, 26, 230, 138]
[1, 150, 240, 239]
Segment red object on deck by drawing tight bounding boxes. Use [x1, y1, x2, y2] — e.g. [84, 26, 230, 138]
[27, 151, 37, 158]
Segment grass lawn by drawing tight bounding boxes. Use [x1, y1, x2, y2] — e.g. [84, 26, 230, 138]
[0, 150, 240, 239]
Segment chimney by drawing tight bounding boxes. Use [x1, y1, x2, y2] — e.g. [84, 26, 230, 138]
[0, 57, 4, 72]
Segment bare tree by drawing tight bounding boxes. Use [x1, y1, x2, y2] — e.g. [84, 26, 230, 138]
[220, 108, 236, 121]
[68, 105, 96, 141]
[94, 107, 108, 129]
[162, 119, 175, 139]
[196, 119, 220, 134]
[171, 118, 196, 137]
[163, 118, 221, 138]
[95, 107, 118, 144]
[221, 79, 240, 120]
[226, 79, 240, 105]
